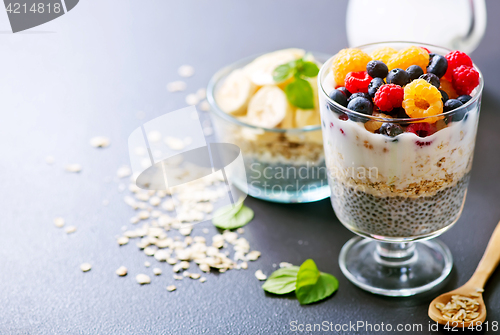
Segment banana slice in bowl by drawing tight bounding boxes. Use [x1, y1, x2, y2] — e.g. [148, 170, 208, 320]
[215, 69, 256, 115]
[243, 48, 305, 86]
[246, 86, 291, 128]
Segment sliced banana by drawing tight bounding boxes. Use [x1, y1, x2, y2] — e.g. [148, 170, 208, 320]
[216, 69, 256, 115]
[243, 48, 305, 86]
[246, 86, 290, 128]
[280, 108, 296, 129]
[293, 109, 322, 144]
[295, 108, 321, 128]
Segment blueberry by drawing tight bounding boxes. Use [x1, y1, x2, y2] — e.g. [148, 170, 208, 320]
[337, 87, 351, 98]
[368, 77, 385, 98]
[347, 97, 373, 121]
[427, 54, 448, 78]
[329, 89, 348, 107]
[366, 60, 388, 78]
[379, 123, 404, 137]
[444, 99, 464, 112]
[457, 95, 472, 104]
[386, 68, 410, 86]
[393, 107, 410, 118]
[348, 92, 371, 102]
[419, 73, 440, 88]
[406, 65, 424, 81]
[439, 89, 449, 103]
[445, 99, 467, 121]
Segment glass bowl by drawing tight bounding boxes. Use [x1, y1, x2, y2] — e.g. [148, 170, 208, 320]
[207, 52, 331, 203]
[319, 42, 483, 296]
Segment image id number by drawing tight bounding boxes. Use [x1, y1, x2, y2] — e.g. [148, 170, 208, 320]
[6, 3, 62, 14]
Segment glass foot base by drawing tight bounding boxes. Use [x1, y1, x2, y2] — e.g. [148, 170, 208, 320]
[339, 237, 453, 297]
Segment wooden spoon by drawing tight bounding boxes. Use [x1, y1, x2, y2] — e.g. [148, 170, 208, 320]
[429, 220, 500, 327]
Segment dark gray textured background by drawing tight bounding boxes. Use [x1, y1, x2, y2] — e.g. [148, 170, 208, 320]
[1, 1, 500, 334]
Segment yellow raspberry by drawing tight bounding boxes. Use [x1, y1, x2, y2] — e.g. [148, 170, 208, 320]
[370, 47, 397, 64]
[387, 46, 429, 72]
[331, 48, 372, 87]
[402, 79, 443, 123]
[439, 79, 458, 99]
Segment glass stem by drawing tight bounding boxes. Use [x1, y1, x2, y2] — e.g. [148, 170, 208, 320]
[375, 241, 417, 266]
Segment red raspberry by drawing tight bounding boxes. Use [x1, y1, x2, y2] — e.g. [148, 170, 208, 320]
[373, 84, 404, 112]
[345, 71, 372, 93]
[444, 51, 473, 80]
[420, 47, 431, 54]
[406, 123, 437, 138]
[452, 65, 480, 95]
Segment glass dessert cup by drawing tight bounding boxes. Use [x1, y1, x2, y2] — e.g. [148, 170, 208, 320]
[318, 42, 483, 296]
[207, 53, 331, 203]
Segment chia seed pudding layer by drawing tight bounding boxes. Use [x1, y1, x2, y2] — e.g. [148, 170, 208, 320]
[330, 173, 470, 238]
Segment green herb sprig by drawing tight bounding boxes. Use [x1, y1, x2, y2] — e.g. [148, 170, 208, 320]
[272, 55, 320, 110]
[262, 259, 338, 305]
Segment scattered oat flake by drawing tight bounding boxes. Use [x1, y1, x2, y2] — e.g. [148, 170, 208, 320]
[65, 226, 77, 234]
[196, 88, 206, 100]
[203, 127, 213, 136]
[166, 285, 177, 292]
[255, 270, 267, 281]
[144, 247, 156, 256]
[240, 262, 248, 270]
[167, 81, 187, 92]
[90, 136, 110, 148]
[153, 268, 162, 276]
[54, 217, 65, 228]
[117, 166, 132, 178]
[279, 262, 293, 268]
[199, 100, 210, 112]
[185, 94, 199, 106]
[179, 227, 192, 236]
[149, 196, 161, 206]
[136, 274, 151, 285]
[65, 164, 82, 173]
[164, 136, 185, 151]
[199, 277, 207, 283]
[80, 263, 92, 272]
[178, 65, 194, 77]
[173, 275, 183, 280]
[202, 228, 209, 234]
[117, 236, 129, 246]
[116, 266, 128, 276]
[237, 228, 245, 234]
[247, 251, 261, 261]
[45, 156, 55, 165]
[189, 273, 201, 279]
[147, 131, 162, 142]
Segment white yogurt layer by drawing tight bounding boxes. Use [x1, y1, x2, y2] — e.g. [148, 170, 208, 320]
[320, 71, 479, 198]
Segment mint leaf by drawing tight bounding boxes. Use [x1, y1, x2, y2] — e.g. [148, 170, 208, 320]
[295, 259, 339, 305]
[212, 199, 254, 230]
[262, 266, 300, 295]
[273, 63, 294, 83]
[298, 61, 319, 78]
[284, 78, 315, 109]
